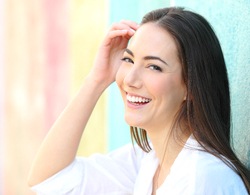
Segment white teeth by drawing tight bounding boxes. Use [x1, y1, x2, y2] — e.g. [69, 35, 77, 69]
[126, 94, 151, 103]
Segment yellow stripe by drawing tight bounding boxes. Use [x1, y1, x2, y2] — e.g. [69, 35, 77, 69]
[69, 0, 109, 156]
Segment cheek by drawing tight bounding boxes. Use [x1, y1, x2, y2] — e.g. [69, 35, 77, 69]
[148, 75, 185, 101]
[115, 65, 125, 87]
[115, 64, 128, 88]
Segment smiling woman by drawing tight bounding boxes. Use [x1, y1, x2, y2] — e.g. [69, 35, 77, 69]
[28, 7, 250, 195]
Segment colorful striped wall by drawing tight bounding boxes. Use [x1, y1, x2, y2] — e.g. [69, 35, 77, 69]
[0, 1, 249, 194]
[1, 0, 109, 194]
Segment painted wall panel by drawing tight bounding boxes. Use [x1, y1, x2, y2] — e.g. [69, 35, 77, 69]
[70, 0, 109, 156]
[0, 0, 5, 194]
[4, 1, 47, 194]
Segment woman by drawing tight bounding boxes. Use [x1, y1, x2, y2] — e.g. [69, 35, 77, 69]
[28, 7, 250, 194]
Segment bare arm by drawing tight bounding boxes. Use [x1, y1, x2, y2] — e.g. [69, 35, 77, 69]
[28, 20, 138, 186]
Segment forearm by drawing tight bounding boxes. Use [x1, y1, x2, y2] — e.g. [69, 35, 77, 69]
[28, 76, 106, 186]
[28, 20, 138, 187]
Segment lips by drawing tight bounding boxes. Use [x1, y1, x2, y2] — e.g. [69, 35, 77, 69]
[126, 93, 151, 105]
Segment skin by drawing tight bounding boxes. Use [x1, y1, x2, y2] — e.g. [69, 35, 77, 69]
[116, 23, 186, 133]
[28, 21, 189, 194]
[116, 23, 188, 193]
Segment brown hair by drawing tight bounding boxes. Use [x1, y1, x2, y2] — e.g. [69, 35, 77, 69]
[130, 7, 250, 192]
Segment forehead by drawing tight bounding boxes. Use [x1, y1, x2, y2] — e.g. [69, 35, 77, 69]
[128, 22, 178, 58]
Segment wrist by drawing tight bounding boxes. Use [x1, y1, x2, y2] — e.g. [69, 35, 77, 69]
[84, 73, 111, 94]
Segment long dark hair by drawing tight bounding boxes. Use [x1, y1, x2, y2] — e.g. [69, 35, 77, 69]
[130, 7, 250, 192]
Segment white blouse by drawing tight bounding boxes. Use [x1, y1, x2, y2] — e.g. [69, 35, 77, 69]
[31, 136, 248, 195]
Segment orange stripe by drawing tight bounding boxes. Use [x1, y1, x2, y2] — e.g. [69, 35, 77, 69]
[0, 1, 5, 194]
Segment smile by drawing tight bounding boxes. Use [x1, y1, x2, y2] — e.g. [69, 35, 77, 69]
[126, 93, 152, 105]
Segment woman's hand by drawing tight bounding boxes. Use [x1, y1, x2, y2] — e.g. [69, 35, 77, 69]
[88, 20, 139, 89]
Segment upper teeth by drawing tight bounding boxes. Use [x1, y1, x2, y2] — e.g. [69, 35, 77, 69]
[127, 94, 151, 103]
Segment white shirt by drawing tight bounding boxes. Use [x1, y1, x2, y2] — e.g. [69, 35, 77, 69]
[31, 137, 248, 195]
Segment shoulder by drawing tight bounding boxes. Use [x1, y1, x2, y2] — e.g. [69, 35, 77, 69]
[180, 136, 248, 194]
[191, 150, 248, 194]
[194, 151, 236, 180]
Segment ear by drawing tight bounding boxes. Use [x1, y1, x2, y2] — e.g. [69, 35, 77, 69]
[183, 87, 187, 101]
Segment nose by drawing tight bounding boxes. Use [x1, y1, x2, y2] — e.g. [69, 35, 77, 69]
[123, 66, 142, 89]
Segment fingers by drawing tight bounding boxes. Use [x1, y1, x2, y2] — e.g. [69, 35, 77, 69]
[102, 20, 139, 47]
[110, 20, 139, 32]
[103, 29, 128, 46]
[107, 20, 138, 40]
[107, 29, 130, 39]
[120, 20, 139, 31]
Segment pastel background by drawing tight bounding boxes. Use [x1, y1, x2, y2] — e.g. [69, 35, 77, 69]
[0, 0, 249, 194]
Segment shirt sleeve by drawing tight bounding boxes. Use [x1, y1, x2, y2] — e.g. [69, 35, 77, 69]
[31, 144, 145, 195]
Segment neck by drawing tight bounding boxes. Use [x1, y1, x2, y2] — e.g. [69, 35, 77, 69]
[147, 125, 190, 188]
[149, 130, 186, 165]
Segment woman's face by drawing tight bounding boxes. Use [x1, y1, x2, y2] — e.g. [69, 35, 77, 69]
[116, 22, 186, 131]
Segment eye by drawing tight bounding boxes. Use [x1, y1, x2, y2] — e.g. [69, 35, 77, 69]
[148, 65, 162, 72]
[121, 57, 134, 64]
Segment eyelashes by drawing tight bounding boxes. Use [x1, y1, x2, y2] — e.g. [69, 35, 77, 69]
[148, 65, 162, 72]
[121, 57, 134, 63]
[121, 57, 162, 72]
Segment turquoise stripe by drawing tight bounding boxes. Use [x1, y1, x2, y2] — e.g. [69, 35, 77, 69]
[107, 0, 170, 151]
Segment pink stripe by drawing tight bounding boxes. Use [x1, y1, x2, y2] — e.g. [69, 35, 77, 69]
[43, 0, 70, 129]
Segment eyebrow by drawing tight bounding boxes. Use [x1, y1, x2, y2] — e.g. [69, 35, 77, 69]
[125, 48, 168, 65]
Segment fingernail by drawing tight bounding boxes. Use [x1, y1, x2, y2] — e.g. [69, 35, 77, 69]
[129, 29, 135, 33]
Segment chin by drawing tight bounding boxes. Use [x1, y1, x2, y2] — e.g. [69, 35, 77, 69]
[124, 116, 146, 129]
[125, 116, 137, 126]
